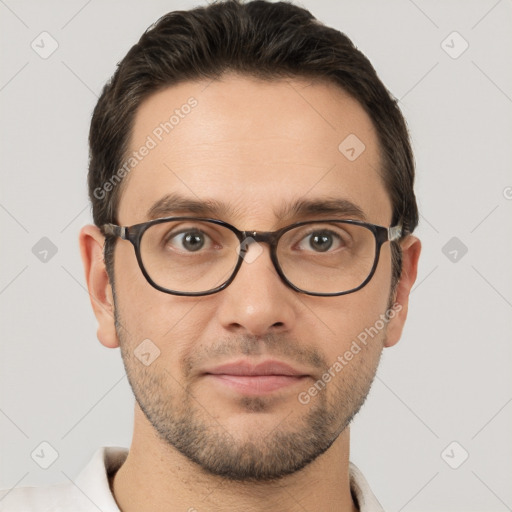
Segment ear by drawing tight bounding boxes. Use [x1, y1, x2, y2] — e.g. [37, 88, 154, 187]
[384, 235, 421, 348]
[79, 225, 119, 349]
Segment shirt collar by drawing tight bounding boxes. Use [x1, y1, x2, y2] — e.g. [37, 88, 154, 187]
[71, 447, 384, 512]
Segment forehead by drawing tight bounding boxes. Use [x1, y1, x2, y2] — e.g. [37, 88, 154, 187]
[118, 74, 391, 228]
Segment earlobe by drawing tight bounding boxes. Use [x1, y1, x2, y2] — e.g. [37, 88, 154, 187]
[79, 225, 120, 349]
[384, 235, 421, 348]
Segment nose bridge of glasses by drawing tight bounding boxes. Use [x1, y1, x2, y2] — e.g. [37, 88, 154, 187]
[239, 230, 278, 251]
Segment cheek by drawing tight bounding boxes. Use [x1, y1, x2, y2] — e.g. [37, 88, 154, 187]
[114, 241, 174, 325]
[113, 243, 208, 360]
[318, 248, 393, 363]
[363, 240, 394, 310]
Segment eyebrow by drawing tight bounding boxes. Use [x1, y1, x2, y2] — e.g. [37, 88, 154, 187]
[146, 192, 367, 223]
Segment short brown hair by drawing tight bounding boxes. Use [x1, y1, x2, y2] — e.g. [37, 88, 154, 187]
[88, 0, 418, 287]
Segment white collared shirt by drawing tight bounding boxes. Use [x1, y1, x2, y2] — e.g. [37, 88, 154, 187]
[0, 447, 384, 511]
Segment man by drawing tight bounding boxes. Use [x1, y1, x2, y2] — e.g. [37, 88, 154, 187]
[1, 1, 420, 510]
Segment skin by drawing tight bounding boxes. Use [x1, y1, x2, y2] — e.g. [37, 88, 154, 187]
[80, 74, 420, 512]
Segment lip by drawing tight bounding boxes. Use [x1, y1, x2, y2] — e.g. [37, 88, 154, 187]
[203, 360, 308, 377]
[202, 360, 310, 395]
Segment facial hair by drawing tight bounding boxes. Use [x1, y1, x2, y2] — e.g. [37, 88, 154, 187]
[114, 299, 384, 482]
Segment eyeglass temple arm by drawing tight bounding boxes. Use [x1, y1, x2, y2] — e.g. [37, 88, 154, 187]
[102, 223, 127, 239]
[388, 225, 402, 242]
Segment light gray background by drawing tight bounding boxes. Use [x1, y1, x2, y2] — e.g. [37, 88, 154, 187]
[1, 1, 511, 511]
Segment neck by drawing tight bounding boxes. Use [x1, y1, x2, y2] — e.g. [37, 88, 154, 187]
[111, 405, 358, 512]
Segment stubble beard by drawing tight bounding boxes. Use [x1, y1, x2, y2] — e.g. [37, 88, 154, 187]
[114, 300, 383, 482]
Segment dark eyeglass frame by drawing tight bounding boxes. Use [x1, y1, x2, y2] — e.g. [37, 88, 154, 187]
[102, 217, 402, 297]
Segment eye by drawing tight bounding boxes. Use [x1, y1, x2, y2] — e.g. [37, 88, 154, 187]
[166, 229, 213, 252]
[296, 229, 347, 253]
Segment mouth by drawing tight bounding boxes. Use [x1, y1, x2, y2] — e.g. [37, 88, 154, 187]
[202, 360, 310, 395]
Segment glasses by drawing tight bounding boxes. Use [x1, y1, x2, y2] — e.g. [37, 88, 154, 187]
[103, 217, 402, 297]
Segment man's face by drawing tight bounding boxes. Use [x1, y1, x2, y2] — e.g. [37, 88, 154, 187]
[111, 75, 395, 481]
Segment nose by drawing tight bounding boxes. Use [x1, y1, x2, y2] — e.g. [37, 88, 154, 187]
[215, 241, 298, 336]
